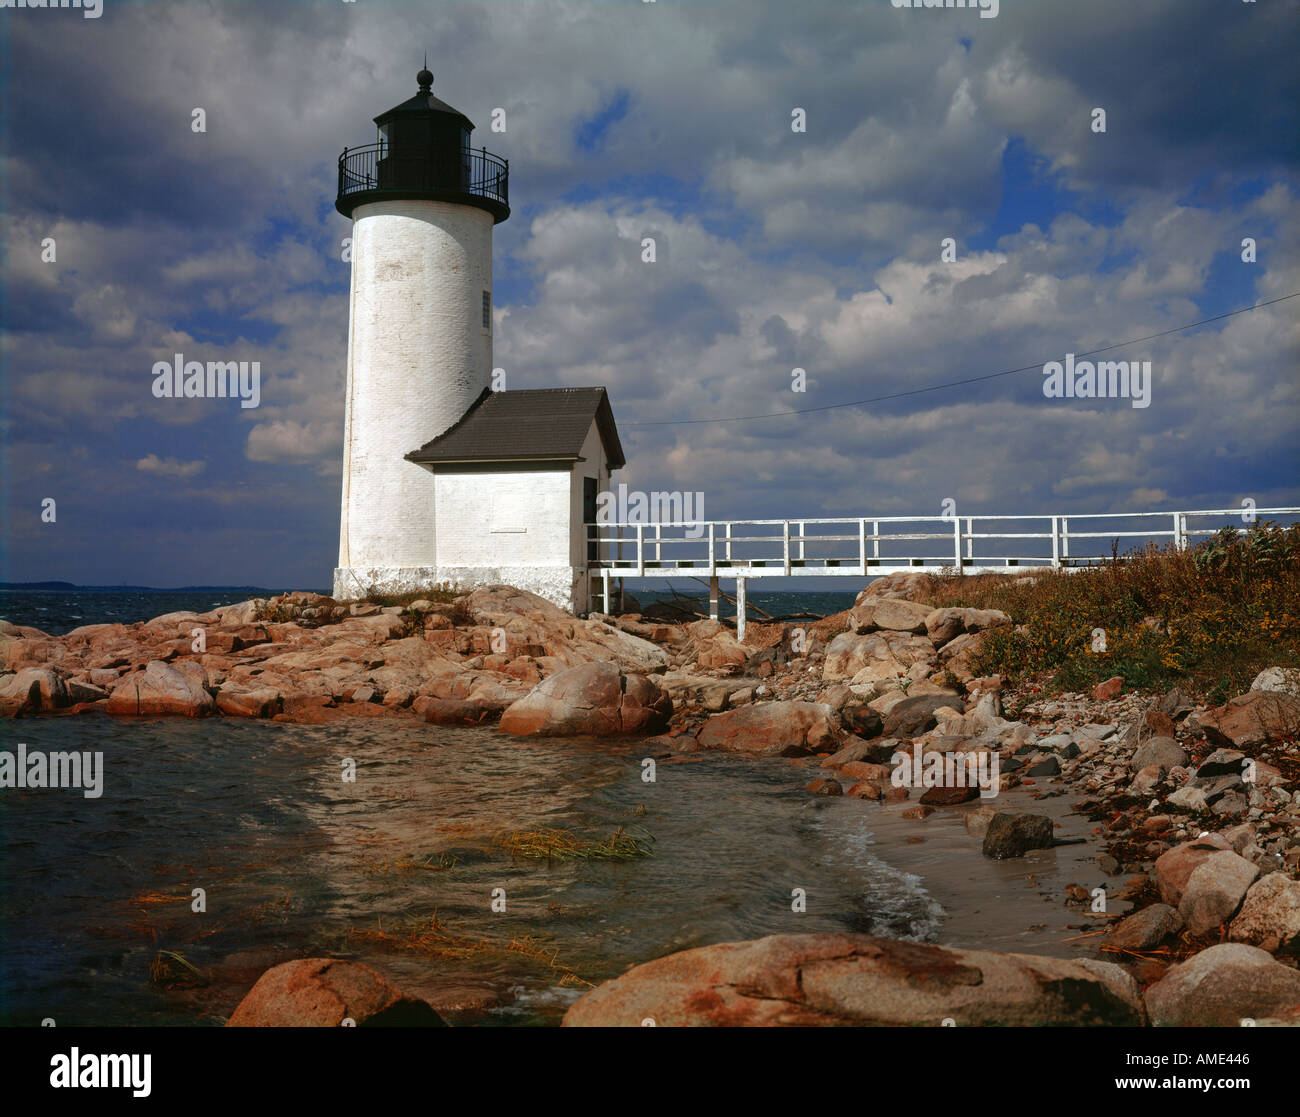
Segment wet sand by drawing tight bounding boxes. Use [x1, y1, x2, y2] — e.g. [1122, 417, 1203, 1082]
[850, 779, 1127, 958]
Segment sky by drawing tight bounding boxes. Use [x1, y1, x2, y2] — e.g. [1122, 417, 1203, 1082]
[1, 0, 1298, 590]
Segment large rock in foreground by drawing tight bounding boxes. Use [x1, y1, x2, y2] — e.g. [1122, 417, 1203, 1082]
[1144, 944, 1300, 1027]
[695, 701, 838, 757]
[498, 661, 671, 737]
[563, 933, 1145, 1026]
[227, 958, 445, 1027]
[105, 661, 215, 717]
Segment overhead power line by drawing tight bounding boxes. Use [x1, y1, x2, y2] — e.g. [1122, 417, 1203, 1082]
[623, 291, 1300, 427]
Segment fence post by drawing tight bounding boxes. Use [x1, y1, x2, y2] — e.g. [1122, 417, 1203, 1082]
[965, 516, 973, 561]
[1051, 516, 1060, 567]
[736, 577, 747, 643]
[708, 521, 716, 575]
[636, 524, 645, 576]
[709, 576, 720, 622]
[602, 570, 610, 615]
[859, 519, 867, 574]
[953, 516, 962, 572]
[1062, 517, 1070, 562]
[783, 521, 791, 575]
[872, 520, 880, 561]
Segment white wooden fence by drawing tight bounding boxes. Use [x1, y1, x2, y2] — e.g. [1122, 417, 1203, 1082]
[585, 506, 1300, 638]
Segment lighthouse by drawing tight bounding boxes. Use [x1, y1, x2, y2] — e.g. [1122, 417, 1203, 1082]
[333, 65, 624, 613]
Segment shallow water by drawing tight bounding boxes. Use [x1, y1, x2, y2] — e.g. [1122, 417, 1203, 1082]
[0, 715, 952, 1026]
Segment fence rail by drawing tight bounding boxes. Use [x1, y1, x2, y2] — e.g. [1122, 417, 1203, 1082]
[583, 507, 1300, 633]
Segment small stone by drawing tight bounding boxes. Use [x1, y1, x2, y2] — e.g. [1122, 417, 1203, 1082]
[919, 785, 981, 806]
[1092, 677, 1124, 701]
[1129, 764, 1165, 794]
[804, 778, 843, 797]
[1197, 748, 1248, 779]
[1132, 736, 1186, 772]
[1106, 904, 1183, 951]
[1250, 667, 1300, 699]
[846, 780, 884, 800]
[1168, 786, 1209, 812]
[982, 812, 1055, 859]
[945, 806, 989, 840]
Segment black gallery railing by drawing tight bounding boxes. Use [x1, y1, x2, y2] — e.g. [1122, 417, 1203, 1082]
[337, 142, 508, 208]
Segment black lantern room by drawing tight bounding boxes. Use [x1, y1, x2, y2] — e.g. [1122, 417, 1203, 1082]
[336, 65, 509, 223]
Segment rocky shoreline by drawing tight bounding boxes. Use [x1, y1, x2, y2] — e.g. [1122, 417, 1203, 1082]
[3, 573, 1298, 1026]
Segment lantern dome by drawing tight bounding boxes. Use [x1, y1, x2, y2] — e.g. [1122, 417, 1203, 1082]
[335, 66, 509, 222]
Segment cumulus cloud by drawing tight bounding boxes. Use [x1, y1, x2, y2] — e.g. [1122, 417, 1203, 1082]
[1, 0, 1296, 586]
[245, 420, 338, 465]
[136, 454, 206, 480]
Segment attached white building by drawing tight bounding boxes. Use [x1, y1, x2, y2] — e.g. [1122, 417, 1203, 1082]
[404, 386, 625, 612]
[331, 66, 625, 613]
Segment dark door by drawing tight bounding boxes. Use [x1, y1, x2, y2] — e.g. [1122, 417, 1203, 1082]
[584, 477, 598, 564]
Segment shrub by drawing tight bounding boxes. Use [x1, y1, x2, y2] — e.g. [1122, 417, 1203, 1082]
[926, 521, 1300, 701]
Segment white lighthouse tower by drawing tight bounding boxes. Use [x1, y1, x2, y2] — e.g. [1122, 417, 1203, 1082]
[332, 65, 625, 613]
[333, 64, 510, 599]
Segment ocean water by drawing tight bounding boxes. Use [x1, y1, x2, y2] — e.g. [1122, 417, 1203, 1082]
[1, 585, 942, 1026]
[0, 588, 291, 636]
[0, 716, 943, 1026]
[0, 587, 859, 636]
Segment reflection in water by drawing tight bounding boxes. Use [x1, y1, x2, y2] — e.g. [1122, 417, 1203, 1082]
[0, 716, 942, 1025]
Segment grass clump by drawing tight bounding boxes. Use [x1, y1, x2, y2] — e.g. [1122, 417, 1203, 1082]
[356, 582, 465, 608]
[353, 851, 460, 876]
[149, 949, 208, 988]
[494, 825, 654, 863]
[347, 912, 593, 988]
[927, 520, 1300, 702]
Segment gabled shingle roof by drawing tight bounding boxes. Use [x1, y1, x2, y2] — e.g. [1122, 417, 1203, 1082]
[406, 387, 625, 470]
